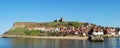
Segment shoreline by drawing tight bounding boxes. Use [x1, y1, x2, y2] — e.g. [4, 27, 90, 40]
[2, 34, 120, 40]
[2, 35, 88, 40]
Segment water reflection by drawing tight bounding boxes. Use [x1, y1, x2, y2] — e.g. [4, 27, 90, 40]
[104, 37, 120, 48]
[89, 41, 104, 48]
[11, 38, 89, 48]
[0, 38, 13, 48]
[0, 38, 120, 48]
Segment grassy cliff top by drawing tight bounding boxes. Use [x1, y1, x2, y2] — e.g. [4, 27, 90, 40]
[13, 22, 83, 28]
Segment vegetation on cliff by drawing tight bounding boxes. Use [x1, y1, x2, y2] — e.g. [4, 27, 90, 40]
[4, 22, 83, 36]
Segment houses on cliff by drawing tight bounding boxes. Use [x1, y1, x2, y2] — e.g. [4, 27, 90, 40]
[26, 17, 120, 36]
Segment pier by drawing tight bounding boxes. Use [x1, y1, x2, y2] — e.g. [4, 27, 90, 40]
[89, 35, 104, 42]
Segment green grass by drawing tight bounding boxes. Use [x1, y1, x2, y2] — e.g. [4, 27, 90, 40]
[37, 22, 83, 28]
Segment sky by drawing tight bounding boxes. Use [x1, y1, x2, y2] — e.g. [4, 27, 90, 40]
[0, 0, 120, 35]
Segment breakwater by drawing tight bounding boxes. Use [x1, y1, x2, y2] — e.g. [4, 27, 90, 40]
[90, 35, 104, 42]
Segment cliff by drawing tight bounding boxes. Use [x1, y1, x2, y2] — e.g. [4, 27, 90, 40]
[4, 22, 83, 36]
[3, 21, 120, 37]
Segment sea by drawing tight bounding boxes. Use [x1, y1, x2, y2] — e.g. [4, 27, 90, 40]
[0, 37, 120, 48]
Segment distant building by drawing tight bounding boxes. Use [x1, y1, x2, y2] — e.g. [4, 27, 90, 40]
[59, 17, 64, 22]
[54, 17, 64, 22]
[54, 20, 59, 22]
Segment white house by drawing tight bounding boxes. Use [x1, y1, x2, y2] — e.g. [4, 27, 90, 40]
[109, 29, 116, 35]
[28, 27, 46, 31]
[34, 27, 46, 31]
[55, 28, 60, 32]
[118, 31, 120, 35]
[93, 32, 104, 35]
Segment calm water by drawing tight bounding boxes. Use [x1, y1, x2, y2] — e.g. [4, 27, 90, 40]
[0, 37, 120, 48]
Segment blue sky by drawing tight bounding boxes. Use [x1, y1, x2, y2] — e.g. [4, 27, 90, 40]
[0, 0, 120, 34]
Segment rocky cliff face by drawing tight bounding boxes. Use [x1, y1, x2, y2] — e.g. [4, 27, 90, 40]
[4, 22, 43, 35]
[11, 22, 27, 30]
[10, 22, 41, 30]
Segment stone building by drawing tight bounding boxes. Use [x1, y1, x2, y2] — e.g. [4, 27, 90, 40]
[54, 17, 64, 22]
[59, 17, 64, 22]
